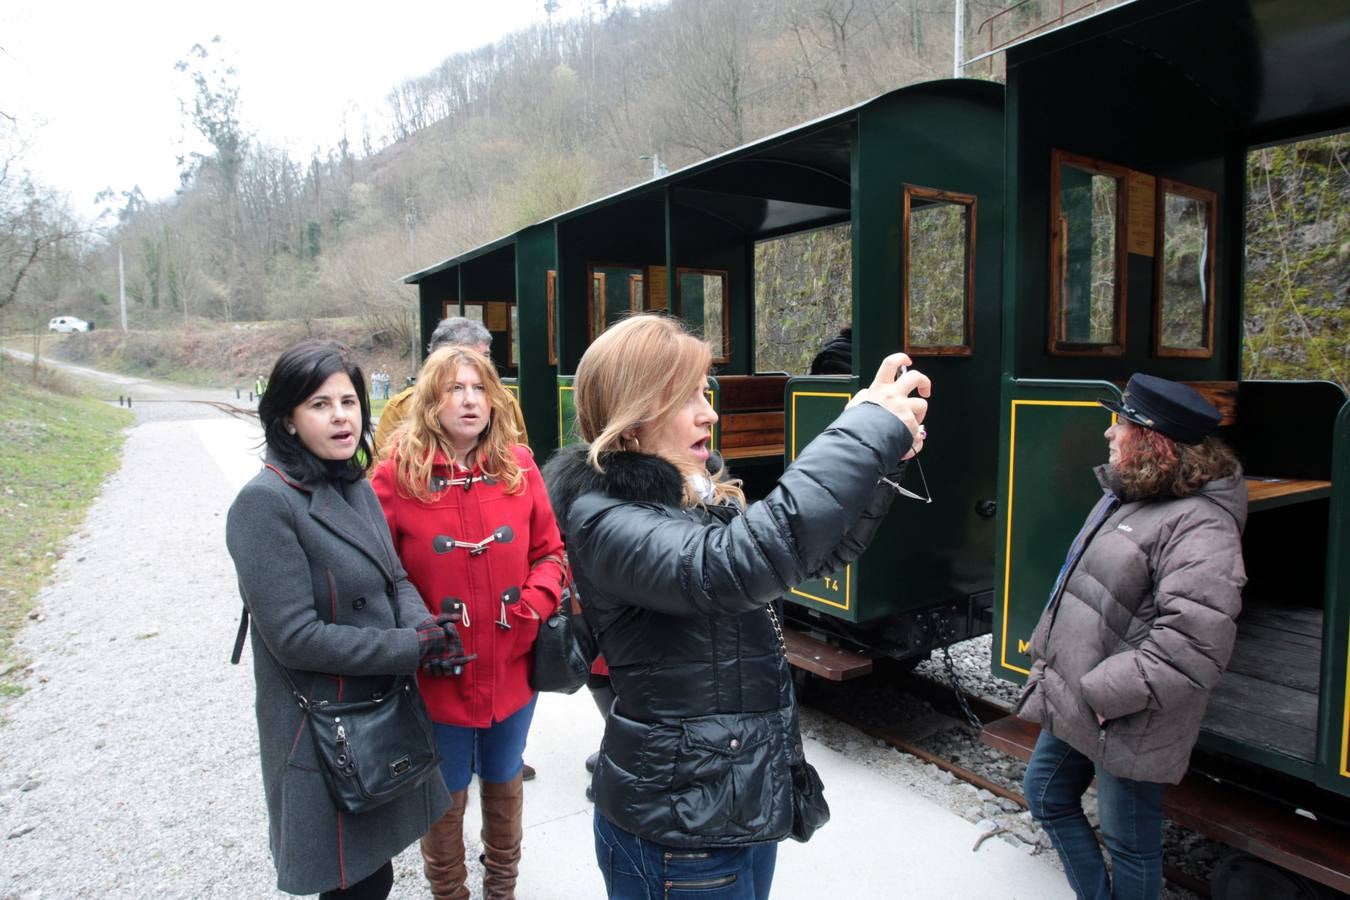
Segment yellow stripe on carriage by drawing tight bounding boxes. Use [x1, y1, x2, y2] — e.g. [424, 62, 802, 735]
[788, 390, 855, 611]
[999, 400, 1109, 677]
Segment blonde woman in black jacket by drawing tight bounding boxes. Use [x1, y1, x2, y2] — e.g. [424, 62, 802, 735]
[542, 315, 929, 899]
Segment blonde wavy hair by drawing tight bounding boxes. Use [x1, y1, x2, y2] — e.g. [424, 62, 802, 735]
[574, 314, 743, 507]
[1115, 424, 1239, 500]
[387, 347, 524, 501]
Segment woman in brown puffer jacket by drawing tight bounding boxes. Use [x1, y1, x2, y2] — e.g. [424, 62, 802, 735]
[1016, 373, 1247, 900]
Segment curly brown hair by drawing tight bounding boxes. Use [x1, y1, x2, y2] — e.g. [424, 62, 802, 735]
[1115, 424, 1239, 500]
[385, 347, 525, 501]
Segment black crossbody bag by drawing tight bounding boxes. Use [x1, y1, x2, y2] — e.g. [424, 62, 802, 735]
[231, 587, 440, 815]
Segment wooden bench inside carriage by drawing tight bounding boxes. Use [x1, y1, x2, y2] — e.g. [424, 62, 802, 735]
[716, 375, 788, 460]
[1179, 381, 1334, 765]
[980, 717, 1350, 893]
[1184, 381, 1332, 509]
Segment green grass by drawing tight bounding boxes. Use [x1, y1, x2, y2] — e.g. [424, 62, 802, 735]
[0, 372, 131, 700]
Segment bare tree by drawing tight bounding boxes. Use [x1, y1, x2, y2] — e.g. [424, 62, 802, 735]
[656, 0, 753, 156]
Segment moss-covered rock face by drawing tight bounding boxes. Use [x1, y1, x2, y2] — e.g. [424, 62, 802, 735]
[754, 223, 853, 375]
[1244, 134, 1350, 394]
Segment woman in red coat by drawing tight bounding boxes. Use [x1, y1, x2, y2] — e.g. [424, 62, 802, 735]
[372, 346, 566, 900]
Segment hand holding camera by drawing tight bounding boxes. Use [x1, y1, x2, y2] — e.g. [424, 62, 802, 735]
[847, 352, 931, 459]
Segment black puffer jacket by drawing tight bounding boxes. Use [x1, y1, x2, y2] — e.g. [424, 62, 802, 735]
[542, 403, 910, 847]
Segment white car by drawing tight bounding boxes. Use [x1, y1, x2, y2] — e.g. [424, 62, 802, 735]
[48, 315, 92, 333]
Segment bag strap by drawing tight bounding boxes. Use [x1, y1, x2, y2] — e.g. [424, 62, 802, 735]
[560, 550, 601, 645]
[231, 605, 250, 665]
[234, 574, 408, 711]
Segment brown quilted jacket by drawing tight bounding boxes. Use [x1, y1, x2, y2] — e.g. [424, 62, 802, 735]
[1016, 465, 1247, 783]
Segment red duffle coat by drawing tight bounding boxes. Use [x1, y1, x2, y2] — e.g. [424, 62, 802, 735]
[372, 445, 566, 727]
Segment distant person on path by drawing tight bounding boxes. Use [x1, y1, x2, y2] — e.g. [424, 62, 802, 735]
[1017, 374, 1247, 900]
[372, 346, 566, 900]
[254, 374, 268, 399]
[226, 339, 460, 900]
[542, 315, 929, 899]
[374, 317, 528, 455]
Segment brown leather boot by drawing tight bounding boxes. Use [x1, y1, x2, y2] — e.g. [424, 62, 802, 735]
[420, 789, 470, 900]
[480, 772, 525, 900]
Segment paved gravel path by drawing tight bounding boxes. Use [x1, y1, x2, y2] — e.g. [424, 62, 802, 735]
[0, 397, 296, 899]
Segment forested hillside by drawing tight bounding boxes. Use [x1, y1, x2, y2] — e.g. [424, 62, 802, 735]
[2, 0, 1345, 388]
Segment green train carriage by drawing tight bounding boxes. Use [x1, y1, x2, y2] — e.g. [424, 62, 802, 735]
[405, 78, 1008, 672]
[983, 0, 1350, 892]
[403, 1, 1350, 885]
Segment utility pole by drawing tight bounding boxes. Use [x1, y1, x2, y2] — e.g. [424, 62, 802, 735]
[953, 0, 965, 77]
[118, 245, 128, 332]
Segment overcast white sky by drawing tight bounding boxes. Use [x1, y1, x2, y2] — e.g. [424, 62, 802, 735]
[2, 0, 613, 225]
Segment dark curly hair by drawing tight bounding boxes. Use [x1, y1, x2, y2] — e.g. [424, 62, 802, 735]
[258, 339, 373, 483]
[1116, 425, 1238, 500]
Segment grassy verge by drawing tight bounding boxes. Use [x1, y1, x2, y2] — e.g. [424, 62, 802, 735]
[0, 369, 132, 701]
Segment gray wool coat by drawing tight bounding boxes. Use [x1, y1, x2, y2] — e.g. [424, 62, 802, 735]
[226, 458, 451, 895]
[1016, 465, 1247, 784]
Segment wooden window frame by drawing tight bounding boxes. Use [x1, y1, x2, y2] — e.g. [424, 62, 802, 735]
[902, 183, 977, 357]
[1153, 178, 1217, 359]
[1048, 149, 1130, 357]
[461, 301, 485, 326]
[589, 269, 607, 342]
[676, 267, 732, 365]
[628, 273, 644, 311]
[508, 302, 519, 368]
[587, 262, 645, 342]
[546, 270, 557, 366]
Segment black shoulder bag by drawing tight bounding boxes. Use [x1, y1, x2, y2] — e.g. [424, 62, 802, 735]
[231, 591, 440, 815]
[528, 555, 597, 695]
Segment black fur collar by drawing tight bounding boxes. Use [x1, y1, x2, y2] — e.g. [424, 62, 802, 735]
[542, 444, 686, 524]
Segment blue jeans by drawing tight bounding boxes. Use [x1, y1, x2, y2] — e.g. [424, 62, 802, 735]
[593, 810, 778, 899]
[432, 694, 537, 791]
[1024, 729, 1166, 900]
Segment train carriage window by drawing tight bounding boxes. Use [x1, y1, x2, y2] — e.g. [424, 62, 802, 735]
[903, 185, 976, 355]
[1050, 150, 1129, 356]
[510, 304, 519, 367]
[588, 263, 645, 341]
[590, 272, 606, 340]
[1154, 180, 1216, 358]
[1243, 132, 1349, 385]
[629, 273, 644, 312]
[678, 268, 730, 364]
[753, 224, 851, 373]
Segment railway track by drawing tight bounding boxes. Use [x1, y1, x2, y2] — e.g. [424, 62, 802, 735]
[802, 667, 1213, 898]
[115, 397, 260, 424]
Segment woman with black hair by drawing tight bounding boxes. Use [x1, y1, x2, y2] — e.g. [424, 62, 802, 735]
[226, 339, 457, 899]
